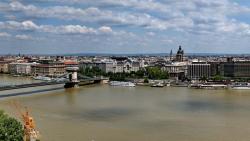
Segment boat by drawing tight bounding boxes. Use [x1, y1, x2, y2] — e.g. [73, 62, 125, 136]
[189, 83, 227, 89]
[109, 81, 135, 87]
[151, 83, 164, 87]
[54, 78, 67, 82]
[230, 82, 250, 90]
[33, 76, 52, 81]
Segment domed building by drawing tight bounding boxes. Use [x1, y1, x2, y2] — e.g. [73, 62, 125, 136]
[176, 45, 184, 62]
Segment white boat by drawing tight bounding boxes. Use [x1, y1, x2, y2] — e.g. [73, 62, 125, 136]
[151, 83, 164, 87]
[189, 83, 227, 89]
[54, 78, 67, 82]
[33, 76, 52, 81]
[109, 81, 135, 87]
[230, 83, 250, 90]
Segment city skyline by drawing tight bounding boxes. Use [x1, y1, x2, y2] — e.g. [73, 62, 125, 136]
[0, 0, 250, 54]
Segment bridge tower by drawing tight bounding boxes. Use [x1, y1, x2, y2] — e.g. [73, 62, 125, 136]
[64, 67, 79, 88]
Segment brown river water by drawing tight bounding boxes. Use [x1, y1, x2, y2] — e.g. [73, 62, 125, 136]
[1, 74, 250, 141]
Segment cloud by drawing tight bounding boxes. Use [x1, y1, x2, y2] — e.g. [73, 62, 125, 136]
[15, 34, 33, 40]
[98, 26, 112, 33]
[0, 32, 11, 38]
[0, 20, 116, 35]
[1, 1, 193, 30]
[0, 0, 250, 54]
[147, 32, 155, 36]
[2, 0, 250, 34]
[0, 20, 39, 31]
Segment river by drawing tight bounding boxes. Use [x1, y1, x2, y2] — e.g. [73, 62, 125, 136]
[1, 75, 250, 141]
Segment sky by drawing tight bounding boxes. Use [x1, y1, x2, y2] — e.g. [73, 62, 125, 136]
[0, 0, 250, 54]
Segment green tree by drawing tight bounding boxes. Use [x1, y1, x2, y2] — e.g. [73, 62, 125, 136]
[212, 75, 224, 81]
[144, 78, 149, 83]
[135, 69, 145, 78]
[0, 110, 23, 141]
[145, 67, 169, 80]
[79, 67, 105, 77]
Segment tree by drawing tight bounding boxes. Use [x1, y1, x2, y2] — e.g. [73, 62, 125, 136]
[145, 67, 169, 80]
[0, 110, 23, 141]
[212, 75, 224, 81]
[79, 67, 105, 77]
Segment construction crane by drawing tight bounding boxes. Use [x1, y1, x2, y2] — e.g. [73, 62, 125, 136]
[11, 101, 40, 141]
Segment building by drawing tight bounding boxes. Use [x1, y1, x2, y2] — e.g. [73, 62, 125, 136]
[175, 46, 184, 62]
[64, 60, 79, 68]
[187, 62, 211, 80]
[79, 57, 141, 73]
[220, 61, 250, 78]
[208, 61, 221, 77]
[79, 61, 115, 73]
[31, 60, 65, 77]
[162, 62, 187, 80]
[113, 59, 140, 73]
[9, 62, 38, 75]
[0, 61, 10, 73]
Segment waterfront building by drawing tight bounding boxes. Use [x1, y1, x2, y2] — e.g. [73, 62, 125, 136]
[208, 61, 221, 77]
[113, 59, 140, 73]
[79, 57, 141, 73]
[162, 62, 187, 80]
[79, 61, 115, 73]
[0, 61, 10, 73]
[64, 60, 79, 67]
[220, 60, 250, 78]
[31, 60, 65, 77]
[187, 62, 211, 80]
[9, 62, 38, 75]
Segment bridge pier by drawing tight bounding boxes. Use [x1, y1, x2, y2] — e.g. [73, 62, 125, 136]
[64, 67, 79, 88]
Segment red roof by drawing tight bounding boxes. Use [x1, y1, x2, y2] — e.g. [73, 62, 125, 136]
[64, 61, 78, 65]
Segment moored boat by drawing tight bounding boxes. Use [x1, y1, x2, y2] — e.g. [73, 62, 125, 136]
[109, 81, 135, 87]
[151, 83, 164, 87]
[230, 82, 250, 90]
[33, 76, 52, 81]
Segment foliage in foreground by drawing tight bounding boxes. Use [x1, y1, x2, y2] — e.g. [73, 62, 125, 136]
[0, 110, 23, 141]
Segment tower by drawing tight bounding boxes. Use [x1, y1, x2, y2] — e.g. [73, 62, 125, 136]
[170, 49, 173, 61]
[176, 45, 184, 62]
[64, 67, 79, 88]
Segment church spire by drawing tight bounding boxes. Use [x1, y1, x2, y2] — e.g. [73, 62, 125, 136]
[170, 49, 173, 61]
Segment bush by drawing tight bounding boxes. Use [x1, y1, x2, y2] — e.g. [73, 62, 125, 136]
[0, 110, 24, 141]
[144, 78, 149, 83]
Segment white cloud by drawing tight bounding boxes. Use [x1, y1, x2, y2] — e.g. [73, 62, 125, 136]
[0, 20, 120, 36]
[0, 20, 39, 31]
[0, 0, 250, 54]
[98, 26, 112, 33]
[15, 34, 33, 40]
[0, 32, 11, 37]
[1, 1, 193, 30]
[147, 32, 155, 36]
[2, 0, 250, 35]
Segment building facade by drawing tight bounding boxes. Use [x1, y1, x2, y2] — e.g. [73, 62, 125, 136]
[175, 46, 184, 62]
[220, 61, 250, 78]
[9, 63, 38, 75]
[162, 62, 187, 79]
[0, 61, 10, 73]
[187, 62, 211, 80]
[31, 61, 65, 77]
[79, 59, 141, 73]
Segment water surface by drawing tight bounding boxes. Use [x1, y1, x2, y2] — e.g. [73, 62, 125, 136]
[1, 76, 250, 141]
